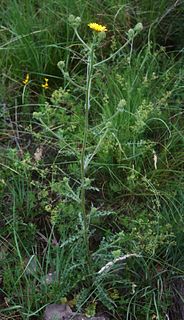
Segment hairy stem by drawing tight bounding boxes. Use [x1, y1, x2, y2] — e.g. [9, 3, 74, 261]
[80, 45, 94, 269]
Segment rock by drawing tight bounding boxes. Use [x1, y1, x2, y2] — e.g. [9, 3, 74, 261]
[44, 304, 108, 320]
[44, 304, 73, 320]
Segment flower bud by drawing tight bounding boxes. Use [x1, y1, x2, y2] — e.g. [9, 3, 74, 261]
[68, 14, 75, 24]
[57, 60, 65, 71]
[134, 22, 143, 33]
[75, 16, 81, 28]
[127, 28, 135, 40]
[118, 99, 126, 110]
[68, 14, 81, 28]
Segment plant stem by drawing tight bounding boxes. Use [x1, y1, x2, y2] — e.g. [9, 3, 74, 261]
[93, 38, 130, 67]
[80, 45, 94, 269]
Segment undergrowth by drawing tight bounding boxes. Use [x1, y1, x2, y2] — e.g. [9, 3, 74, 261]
[0, 1, 184, 319]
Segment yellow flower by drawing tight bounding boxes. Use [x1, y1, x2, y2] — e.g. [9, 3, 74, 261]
[42, 78, 49, 89]
[88, 22, 107, 32]
[23, 73, 30, 85]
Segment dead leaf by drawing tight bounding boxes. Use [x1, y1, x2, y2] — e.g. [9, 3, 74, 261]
[34, 146, 43, 161]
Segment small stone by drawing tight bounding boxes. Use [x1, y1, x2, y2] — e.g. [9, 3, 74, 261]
[44, 304, 109, 320]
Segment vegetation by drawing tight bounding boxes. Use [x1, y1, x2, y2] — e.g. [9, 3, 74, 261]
[0, 0, 184, 319]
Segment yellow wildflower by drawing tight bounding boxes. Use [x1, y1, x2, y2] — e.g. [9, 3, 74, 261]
[42, 78, 49, 89]
[23, 73, 30, 85]
[88, 22, 107, 32]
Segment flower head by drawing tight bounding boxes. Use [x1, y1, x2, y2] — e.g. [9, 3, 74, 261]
[42, 78, 49, 89]
[23, 73, 30, 85]
[88, 22, 107, 32]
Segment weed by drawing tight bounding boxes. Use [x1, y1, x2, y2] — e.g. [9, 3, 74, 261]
[0, 1, 184, 319]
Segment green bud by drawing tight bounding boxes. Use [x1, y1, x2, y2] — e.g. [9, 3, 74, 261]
[68, 14, 75, 24]
[57, 60, 65, 71]
[68, 14, 81, 28]
[127, 28, 135, 40]
[118, 99, 126, 110]
[75, 16, 81, 28]
[134, 22, 143, 33]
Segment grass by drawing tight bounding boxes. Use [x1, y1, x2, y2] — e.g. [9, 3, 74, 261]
[0, 1, 184, 319]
